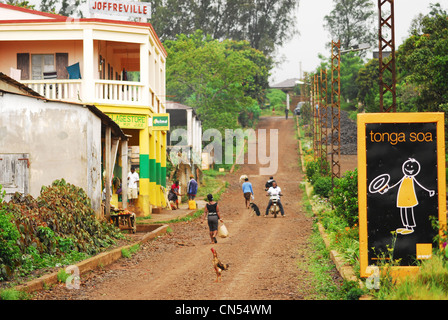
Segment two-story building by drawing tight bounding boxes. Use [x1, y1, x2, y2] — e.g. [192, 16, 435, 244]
[0, 3, 169, 216]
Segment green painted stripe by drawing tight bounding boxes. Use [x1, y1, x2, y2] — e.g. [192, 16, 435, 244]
[149, 159, 156, 182]
[161, 166, 166, 187]
[156, 162, 161, 185]
[139, 154, 149, 179]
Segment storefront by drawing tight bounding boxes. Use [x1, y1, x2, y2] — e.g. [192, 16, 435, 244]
[105, 111, 169, 215]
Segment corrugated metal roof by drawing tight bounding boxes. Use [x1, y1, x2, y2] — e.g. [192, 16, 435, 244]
[270, 78, 303, 89]
[0, 72, 42, 97]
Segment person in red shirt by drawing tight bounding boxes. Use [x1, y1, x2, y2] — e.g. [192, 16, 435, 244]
[169, 181, 180, 209]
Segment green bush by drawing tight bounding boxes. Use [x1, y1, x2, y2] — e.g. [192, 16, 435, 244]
[305, 161, 319, 183]
[330, 169, 358, 227]
[1, 179, 124, 279]
[313, 176, 333, 198]
[306, 158, 330, 184]
[265, 89, 286, 109]
[0, 186, 21, 280]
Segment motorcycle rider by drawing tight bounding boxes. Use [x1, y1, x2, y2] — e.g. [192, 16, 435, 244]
[265, 176, 276, 191]
[265, 181, 285, 217]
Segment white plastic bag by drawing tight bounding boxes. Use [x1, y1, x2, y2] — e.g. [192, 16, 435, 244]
[218, 224, 229, 238]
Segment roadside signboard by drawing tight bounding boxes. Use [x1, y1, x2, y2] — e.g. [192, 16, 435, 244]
[89, 0, 151, 19]
[358, 113, 446, 278]
[106, 113, 146, 129]
[150, 113, 170, 131]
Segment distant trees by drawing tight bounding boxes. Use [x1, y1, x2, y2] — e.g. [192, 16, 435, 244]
[355, 3, 448, 113]
[38, 0, 86, 17]
[3, 0, 35, 9]
[320, 2, 448, 115]
[164, 31, 272, 133]
[323, 0, 376, 52]
[148, 0, 300, 56]
[397, 3, 448, 113]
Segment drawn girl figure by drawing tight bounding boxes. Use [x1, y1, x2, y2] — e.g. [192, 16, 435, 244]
[369, 158, 435, 235]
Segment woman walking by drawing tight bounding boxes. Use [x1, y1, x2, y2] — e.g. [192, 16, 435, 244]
[203, 194, 223, 244]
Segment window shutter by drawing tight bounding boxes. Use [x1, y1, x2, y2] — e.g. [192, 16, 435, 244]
[17, 53, 30, 80]
[56, 53, 69, 79]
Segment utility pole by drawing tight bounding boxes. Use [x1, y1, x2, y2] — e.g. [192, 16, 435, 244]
[313, 74, 319, 160]
[331, 40, 341, 183]
[378, 0, 397, 113]
[320, 68, 328, 170]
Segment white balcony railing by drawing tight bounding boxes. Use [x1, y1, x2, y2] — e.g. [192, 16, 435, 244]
[21, 79, 82, 102]
[95, 80, 144, 105]
[21, 79, 145, 106]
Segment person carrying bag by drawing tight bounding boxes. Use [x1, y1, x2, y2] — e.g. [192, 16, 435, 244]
[202, 194, 223, 244]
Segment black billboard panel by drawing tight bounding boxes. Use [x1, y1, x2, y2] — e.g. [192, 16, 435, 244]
[358, 113, 446, 278]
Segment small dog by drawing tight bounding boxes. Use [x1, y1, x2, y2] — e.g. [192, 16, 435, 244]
[250, 202, 261, 216]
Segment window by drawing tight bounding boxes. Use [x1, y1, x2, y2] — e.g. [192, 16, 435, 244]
[31, 54, 55, 80]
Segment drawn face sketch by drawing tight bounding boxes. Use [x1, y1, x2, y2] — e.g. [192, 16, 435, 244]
[368, 158, 434, 236]
[402, 158, 420, 177]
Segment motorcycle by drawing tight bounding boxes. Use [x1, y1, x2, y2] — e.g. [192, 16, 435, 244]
[268, 194, 281, 218]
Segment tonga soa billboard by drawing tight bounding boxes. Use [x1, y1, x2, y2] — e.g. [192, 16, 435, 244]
[358, 113, 446, 278]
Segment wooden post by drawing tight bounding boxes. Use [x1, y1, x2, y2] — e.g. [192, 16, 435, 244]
[105, 126, 111, 221]
[121, 138, 128, 209]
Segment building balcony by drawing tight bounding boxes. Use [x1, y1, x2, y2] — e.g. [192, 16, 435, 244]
[21, 78, 147, 106]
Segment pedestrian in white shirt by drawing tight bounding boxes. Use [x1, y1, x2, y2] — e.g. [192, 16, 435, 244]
[127, 167, 139, 206]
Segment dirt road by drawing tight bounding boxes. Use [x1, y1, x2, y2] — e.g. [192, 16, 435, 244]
[34, 116, 329, 301]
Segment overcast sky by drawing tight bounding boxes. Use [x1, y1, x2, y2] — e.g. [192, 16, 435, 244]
[269, 0, 444, 85]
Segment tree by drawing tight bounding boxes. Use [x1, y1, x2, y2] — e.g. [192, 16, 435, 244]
[164, 31, 265, 133]
[39, 0, 86, 17]
[397, 3, 448, 112]
[4, 0, 35, 9]
[356, 58, 379, 112]
[148, 0, 300, 56]
[224, 39, 273, 105]
[323, 0, 376, 53]
[315, 52, 364, 110]
[340, 53, 365, 105]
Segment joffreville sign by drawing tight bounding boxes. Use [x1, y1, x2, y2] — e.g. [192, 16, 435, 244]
[357, 113, 446, 279]
[89, 0, 151, 19]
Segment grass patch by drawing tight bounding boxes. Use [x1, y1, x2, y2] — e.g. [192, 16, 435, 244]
[121, 244, 140, 259]
[57, 268, 70, 283]
[0, 288, 29, 300]
[374, 254, 448, 300]
[299, 187, 363, 300]
[197, 169, 229, 201]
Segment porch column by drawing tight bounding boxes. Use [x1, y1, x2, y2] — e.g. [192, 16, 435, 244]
[140, 42, 150, 105]
[198, 121, 202, 155]
[139, 125, 151, 216]
[149, 130, 157, 206]
[186, 108, 193, 162]
[82, 28, 95, 102]
[192, 116, 197, 156]
[121, 138, 128, 209]
[155, 130, 161, 206]
[105, 126, 111, 220]
[161, 131, 167, 188]
[160, 131, 167, 207]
